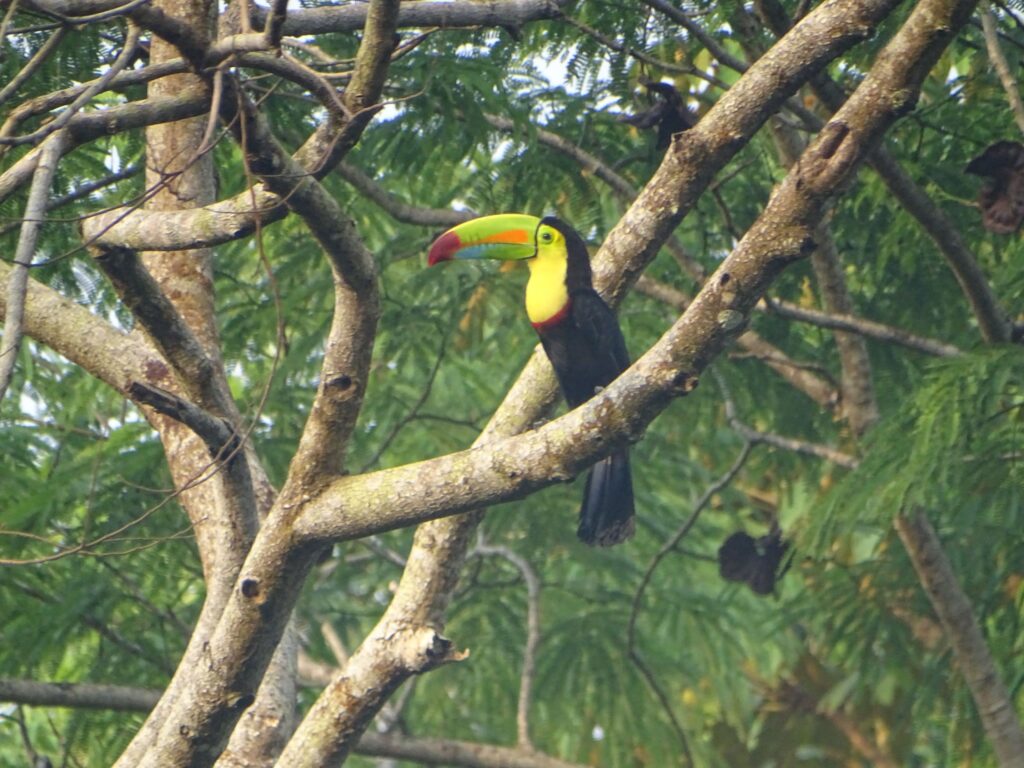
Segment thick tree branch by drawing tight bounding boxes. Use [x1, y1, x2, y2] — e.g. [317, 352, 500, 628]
[895, 509, 1024, 768]
[635, 276, 840, 408]
[756, 0, 1014, 344]
[247, 0, 566, 36]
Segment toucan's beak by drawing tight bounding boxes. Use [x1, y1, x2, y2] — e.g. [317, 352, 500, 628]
[427, 213, 540, 266]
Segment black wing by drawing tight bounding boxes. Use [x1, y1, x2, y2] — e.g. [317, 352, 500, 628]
[570, 288, 629, 373]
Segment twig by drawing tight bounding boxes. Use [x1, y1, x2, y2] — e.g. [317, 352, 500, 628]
[337, 162, 473, 227]
[0, 129, 66, 406]
[565, 13, 729, 88]
[360, 335, 450, 472]
[626, 440, 755, 765]
[641, 0, 748, 73]
[0, 20, 142, 147]
[764, 297, 963, 357]
[472, 543, 541, 749]
[981, 4, 1024, 136]
[0, 25, 66, 110]
[716, 368, 859, 468]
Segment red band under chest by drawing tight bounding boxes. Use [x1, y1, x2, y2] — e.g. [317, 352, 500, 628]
[530, 299, 571, 331]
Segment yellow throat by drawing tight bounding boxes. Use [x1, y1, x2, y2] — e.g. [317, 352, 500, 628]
[524, 234, 569, 326]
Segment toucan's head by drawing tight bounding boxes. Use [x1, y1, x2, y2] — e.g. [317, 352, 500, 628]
[427, 213, 542, 266]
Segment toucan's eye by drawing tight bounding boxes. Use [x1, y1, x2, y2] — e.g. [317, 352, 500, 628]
[539, 230, 554, 243]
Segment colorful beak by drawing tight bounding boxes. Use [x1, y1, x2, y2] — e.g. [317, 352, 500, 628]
[427, 214, 541, 266]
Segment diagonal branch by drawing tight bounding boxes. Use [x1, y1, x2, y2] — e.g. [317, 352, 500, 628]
[93, 246, 222, 410]
[756, 0, 1014, 344]
[0, 128, 67, 405]
[895, 509, 1024, 767]
[981, 4, 1024, 136]
[635, 276, 840, 408]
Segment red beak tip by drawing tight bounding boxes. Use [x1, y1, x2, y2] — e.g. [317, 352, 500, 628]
[427, 231, 460, 266]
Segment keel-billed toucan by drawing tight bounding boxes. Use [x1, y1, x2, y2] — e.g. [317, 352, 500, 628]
[428, 214, 634, 546]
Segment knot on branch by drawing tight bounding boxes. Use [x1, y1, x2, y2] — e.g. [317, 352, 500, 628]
[393, 626, 467, 675]
[795, 121, 857, 195]
[323, 373, 359, 401]
[671, 371, 699, 396]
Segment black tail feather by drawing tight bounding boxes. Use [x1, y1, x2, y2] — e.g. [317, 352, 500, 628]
[577, 449, 635, 547]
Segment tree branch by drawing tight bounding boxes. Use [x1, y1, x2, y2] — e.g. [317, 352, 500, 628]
[764, 297, 963, 357]
[247, 0, 566, 36]
[0, 679, 590, 768]
[895, 509, 1024, 767]
[0, 129, 67, 405]
[981, 4, 1024, 136]
[337, 161, 475, 228]
[635, 276, 840, 409]
[472, 543, 542, 749]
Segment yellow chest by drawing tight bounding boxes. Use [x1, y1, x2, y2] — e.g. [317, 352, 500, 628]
[525, 255, 569, 325]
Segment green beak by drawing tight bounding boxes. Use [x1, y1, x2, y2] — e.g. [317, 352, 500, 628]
[427, 214, 541, 266]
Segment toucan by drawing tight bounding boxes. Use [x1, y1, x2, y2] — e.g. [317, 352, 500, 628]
[428, 214, 634, 546]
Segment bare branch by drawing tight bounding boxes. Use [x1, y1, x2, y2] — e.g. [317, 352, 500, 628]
[717, 369, 859, 468]
[0, 679, 161, 713]
[0, 129, 66, 405]
[642, 0, 748, 73]
[0, 26, 66, 110]
[337, 162, 474, 228]
[356, 731, 591, 768]
[895, 509, 1024, 767]
[126, 382, 239, 459]
[472, 543, 542, 749]
[764, 297, 963, 357]
[262, 0, 288, 47]
[0, 21, 142, 147]
[92, 246, 222, 410]
[0, 678, 590, 768]
[981, 4, 1024, 136]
